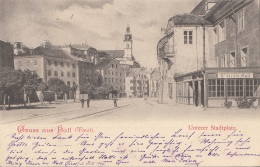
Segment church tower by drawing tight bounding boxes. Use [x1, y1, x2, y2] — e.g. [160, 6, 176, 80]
[124, 24, 132, 59]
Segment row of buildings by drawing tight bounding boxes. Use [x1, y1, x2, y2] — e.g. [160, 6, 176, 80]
[157, 0, 260, 107]
[1, 25, 160, 99]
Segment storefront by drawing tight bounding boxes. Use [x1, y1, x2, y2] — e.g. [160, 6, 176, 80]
[205, 67, 260, 107]
[175, 70, 204, 107]
[175, 67, 260, 108]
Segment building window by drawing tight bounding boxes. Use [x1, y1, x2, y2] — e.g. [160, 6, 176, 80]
[116, 65, 118, 68]
[130, 86, 134, 90]
[235, 79, 244, 97]
[72, 72, 76, 77]
[19, 61, 22, 66]
[34, 60, 37, 65]
[112, 71, 113, 75]
[216, 79, 224, 97]
[112, 78, 114, 82]
[238, 9, 245, 31]
[61, 71, 64, 77]
[254, 80, 260, 96]
[48, 60, 51, 65]
[54, 61, 58, 66]
[60, 62, 64, 67]
[245, 80, 253, 97]
[220, 55, 228, 67]
[112, 64, 114, 68]
[67, 81, 70, 87]
[72, 64, 76, 68]
[184, 31, 193, 44]
[48, 70, 51, 76]
[230, 52, 236, 67]
[227, 79, 244, 97]
[54, 71, 58, 76]
[67, 72, 70, 77]
[241, 47, 248, 67]
[27, 61, 30, 66]
[67, 63, 70, 67]
[208, 79, 224, 97]
[219, 20, 226, 42]
[227, 80, 235, 97]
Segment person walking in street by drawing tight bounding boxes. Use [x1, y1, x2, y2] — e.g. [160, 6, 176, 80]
[85, 93, 90, 108]
[80, 94, 85, 108]
[113, 97, 118, 107]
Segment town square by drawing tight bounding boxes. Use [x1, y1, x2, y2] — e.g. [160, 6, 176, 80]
[0, 0, 260, 166]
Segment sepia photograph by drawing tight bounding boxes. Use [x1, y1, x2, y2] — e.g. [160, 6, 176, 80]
[0, 0, 260, 166]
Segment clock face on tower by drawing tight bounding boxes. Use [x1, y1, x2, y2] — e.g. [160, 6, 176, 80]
[125, 34, 132, 41]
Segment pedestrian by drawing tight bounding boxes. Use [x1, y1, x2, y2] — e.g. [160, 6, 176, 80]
[113, 97, 118, 107]
[80, 94, 85, 108]
[85, 94, 90, 108]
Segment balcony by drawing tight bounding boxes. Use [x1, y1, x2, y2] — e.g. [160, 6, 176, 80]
[158, 45, 175, 58]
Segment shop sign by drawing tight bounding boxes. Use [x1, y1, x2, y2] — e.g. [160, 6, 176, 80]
[217, 72, 253, 78]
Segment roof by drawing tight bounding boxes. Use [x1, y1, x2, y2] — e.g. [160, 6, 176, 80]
[127, 68, 142, 77]
[0, 40, 12, 47]
[99, 50, 124, 58]
[204, 0, 230, 19]
[98, 51, 111, 59]
[169, 14, 212, 25]
[190, 0, 207, 15]
[94, 59, 120, 70]
[19, 46, 74, 60]
[190, 0, 219, 15]
[69, 44, 92, 50]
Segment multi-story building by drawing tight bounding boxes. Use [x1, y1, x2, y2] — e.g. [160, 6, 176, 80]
[14, 42, 79, 88]
[14, 41, 100, 99]
[0, 40, 14, 69]
[157, 0, 260, 108]
[125, 67, 148, 97]
[62, 43, 100, 86]
[202, 0, 260, 107]
[149, 68, 160, 98]
[94, 58, 126, 97]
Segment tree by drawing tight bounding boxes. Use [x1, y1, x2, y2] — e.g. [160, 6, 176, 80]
[71, 83, 78, 102]
[22, 69, 41, 105]
[94, 83, 113, 99]
[37, 81, 48, 92]
[60, 84, 70, 103]
[0, 67, 24, 109]
[47, 78, 66, 103]
[79, 83, 95, 98]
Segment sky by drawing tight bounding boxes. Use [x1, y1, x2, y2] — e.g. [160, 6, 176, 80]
[0, 0, 199, 68]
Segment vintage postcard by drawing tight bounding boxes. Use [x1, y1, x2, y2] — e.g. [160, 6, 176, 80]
[0, 0, 260, 166]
